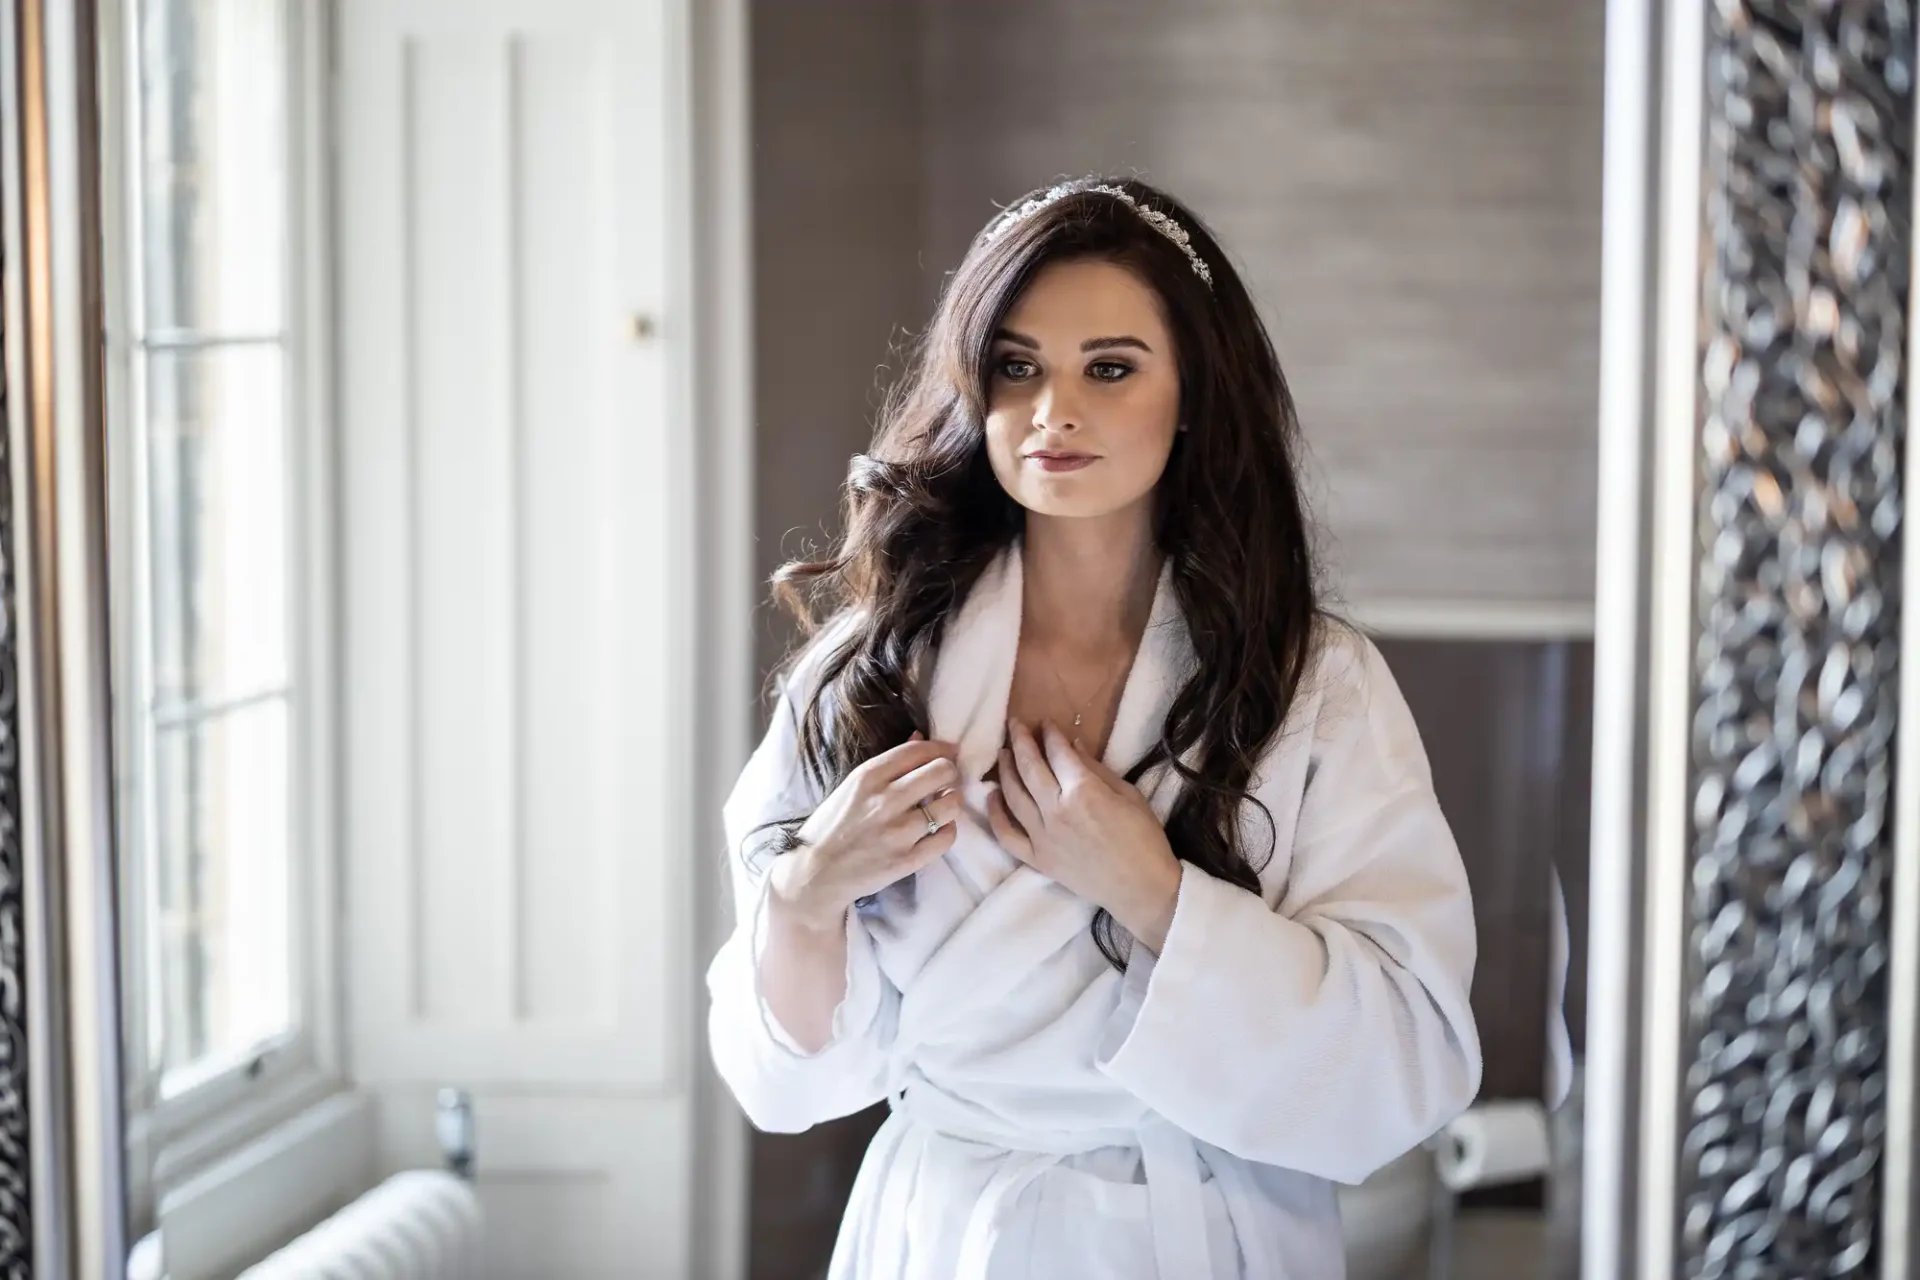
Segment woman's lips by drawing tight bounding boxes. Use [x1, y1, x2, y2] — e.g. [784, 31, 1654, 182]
[1025, 453, 1097, 472]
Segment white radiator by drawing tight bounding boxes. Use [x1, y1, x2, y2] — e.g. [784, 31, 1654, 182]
[237, 1171, 485, 1280]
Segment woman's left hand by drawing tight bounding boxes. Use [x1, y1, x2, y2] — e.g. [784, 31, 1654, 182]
[988, 718, 1184, 954]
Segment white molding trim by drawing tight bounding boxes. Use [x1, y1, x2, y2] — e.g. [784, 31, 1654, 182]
[1343, 597, 1596, 642]
[686, 0, 753, 1273]
[292, 0, 346, 1099]
[95, 0, 156, 1241]
[1881, 25, 1920, 1274]
[145, 1063, 353, 1191]
[1584, 0, 1664, 1270]
[156, 1089, 376, 1280]
[1627, 0, 1709, 1274]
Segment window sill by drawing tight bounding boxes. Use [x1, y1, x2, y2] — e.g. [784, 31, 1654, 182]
[151, 1085, 376, 1280]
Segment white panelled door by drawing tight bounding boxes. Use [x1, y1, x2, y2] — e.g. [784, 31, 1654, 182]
[335, 1, 696, 1275]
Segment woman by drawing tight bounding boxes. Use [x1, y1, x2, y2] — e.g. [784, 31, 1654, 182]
[707, 177, 1482, 1279]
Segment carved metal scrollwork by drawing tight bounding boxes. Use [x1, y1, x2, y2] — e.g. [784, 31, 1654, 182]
[1685, 1, 1913, 1274]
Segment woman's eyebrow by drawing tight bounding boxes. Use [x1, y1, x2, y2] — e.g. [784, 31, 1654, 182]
[992, 329, 1154, 355]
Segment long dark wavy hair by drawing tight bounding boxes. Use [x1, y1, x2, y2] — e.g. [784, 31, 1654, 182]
[769, 176, 1324, 968]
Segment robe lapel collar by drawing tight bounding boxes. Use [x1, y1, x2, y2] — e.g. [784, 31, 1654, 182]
[900, 544, 1198, 1039]
[923, 543, 1194, 796]
[1099, 556, 1191, 794]
[924, 545, 1024, 783]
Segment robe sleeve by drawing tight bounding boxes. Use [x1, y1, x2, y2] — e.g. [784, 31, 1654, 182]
[1546, 863, 1575, 1111]
[1095, 632, 1483, 1184]
[705, 653, 900, 1134]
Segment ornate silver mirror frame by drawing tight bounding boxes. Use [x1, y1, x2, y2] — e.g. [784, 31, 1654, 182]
[6, 1, 1920, 1278]
[1589, 0, 1920, 1276]
[2, 0, 131, 1275]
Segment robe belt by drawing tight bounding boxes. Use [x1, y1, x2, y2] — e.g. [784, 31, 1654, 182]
[886, 1080, 1216, 1280]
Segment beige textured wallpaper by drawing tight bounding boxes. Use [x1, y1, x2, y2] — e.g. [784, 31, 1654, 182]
[751, 1, 926, 683]
[920, 0, 1605, 610]
[753, 0, 1605, 655]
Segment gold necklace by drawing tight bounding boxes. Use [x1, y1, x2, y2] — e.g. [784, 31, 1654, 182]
[1046, 648, 1130, 730]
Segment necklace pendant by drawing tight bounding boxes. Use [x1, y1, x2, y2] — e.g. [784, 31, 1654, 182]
[1072, 712, 1083, 727]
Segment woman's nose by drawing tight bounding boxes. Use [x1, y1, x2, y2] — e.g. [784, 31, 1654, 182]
[1031, 382, 1079, 434]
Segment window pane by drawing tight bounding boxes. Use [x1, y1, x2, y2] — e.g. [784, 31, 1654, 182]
[146, 346, 289, 708]
[152, 697, 292, 1091]
[137, 0, 287, 336]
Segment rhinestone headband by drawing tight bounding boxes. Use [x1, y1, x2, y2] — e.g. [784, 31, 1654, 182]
[980, 182, 1214, 290]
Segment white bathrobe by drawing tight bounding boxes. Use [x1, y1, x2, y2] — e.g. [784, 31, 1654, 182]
[707, 546, 1483, 1279]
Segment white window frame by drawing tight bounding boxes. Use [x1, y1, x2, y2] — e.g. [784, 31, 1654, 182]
[100, 0, 349, 1237]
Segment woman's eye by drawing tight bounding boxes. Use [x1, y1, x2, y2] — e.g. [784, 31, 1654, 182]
[1088, 360, 1133, 382]
[997, 356, 1038, 381]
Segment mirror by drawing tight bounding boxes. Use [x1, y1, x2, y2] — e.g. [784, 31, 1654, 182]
[28, 0, 1605, 1275]
[3, 0, 1909, 1277]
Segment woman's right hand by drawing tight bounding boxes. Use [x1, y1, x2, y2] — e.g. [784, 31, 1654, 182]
[768, 733, 963, 930]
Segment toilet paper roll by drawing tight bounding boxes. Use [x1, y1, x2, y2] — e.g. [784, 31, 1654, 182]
[1432, 1100, 1552, 1192]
